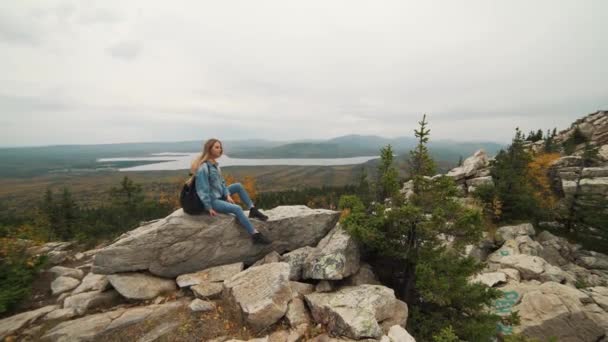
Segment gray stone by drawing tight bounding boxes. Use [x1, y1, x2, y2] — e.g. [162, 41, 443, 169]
[49, 266, 85, 280]
[305, 285, 397, 339]
[108, 272, 177, 300]
[281, 246, 317, 281]
[51, 276, 81, 295]
[446, 149, 489, 180]
[380, 299, 408, 333]
[176, 262, 244, 287]
[286, 297, 312, 327]
[137, 320, 181, 342]
[342, 263, 380, 286]
[495, 223, 536, 245]
[191, 281, 224, 299]
[315, 280, 334, 293]
[93, 206, 340, 278]
[223, 262, 292, 329]
[506, 282, 604, 341]
[303, 225, 360, 280]
[252, 251, 281, 267]
[289, 281, 315, 298]
[579, 177, 608, 195]
[72, 272, 110, 294]
[469, 272, 507, 287]
[43, 308, 77, 322]
[41, 300, 188, 341]
[386, 325, 416, 342]
[189, 298, 216, 312]
[582, 167, 608, 178]
[0, 305, 58, 340]
[63, 290, 122, 315]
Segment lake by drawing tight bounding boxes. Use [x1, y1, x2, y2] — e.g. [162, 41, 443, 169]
[97, 153, 379, 171]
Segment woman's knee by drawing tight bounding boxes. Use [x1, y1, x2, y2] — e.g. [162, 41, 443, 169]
[230, 182, 243, 191]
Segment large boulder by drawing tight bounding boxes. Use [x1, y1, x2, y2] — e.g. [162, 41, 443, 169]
[505, 282, 604, 341]
[446, 149, 489, 180]
[63, 290, 122, 315]
[51, 276, 81, 295]
[92, 206, 340, 278]
[302, 225, 360, 280]
[72, 273, 110, 294]
[176, 262, 244, 287]
[223, 262, 292, 329]
[41, 300, 188, 341]
[495, 223, 536, 245]
[107, 272, 177, 300]
[0, 305, 58, 340]
[304, 285, 398, 339]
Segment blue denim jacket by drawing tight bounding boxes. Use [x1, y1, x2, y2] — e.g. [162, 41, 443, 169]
[195, 160, 229, 209]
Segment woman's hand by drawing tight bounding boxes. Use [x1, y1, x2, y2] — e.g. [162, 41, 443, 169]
[226, 194, 235, 204]
[209, 209, 218, 216]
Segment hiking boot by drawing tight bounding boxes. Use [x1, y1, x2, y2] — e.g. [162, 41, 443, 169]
[248, 207, 269, 221]
[252, 232, 272, 245]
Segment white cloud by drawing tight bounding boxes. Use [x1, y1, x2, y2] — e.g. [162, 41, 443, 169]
[0, 0, 607, 146]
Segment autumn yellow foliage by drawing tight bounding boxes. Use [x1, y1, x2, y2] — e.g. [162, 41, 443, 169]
[223, 174, 258, 204]
[527, 153, 560, 210]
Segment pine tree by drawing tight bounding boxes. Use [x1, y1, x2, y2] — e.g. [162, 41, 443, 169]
[357, 167, 371, 206]
[490, 128, 540, 222]
[377, 144, 399, 201]
[342, 114, 502, 341]
[409, 114, 436, 180]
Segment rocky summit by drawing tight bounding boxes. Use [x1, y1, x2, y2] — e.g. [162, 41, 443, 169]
[92, 205, 340, 278]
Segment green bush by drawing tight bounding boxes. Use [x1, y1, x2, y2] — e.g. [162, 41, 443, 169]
[0, 240, 47, 313]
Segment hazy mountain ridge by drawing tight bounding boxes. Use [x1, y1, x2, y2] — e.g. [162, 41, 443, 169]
[0, 135, 503, 177]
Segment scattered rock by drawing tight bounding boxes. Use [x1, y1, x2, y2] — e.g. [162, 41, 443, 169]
[51, 276, 81, 295]
[281, 246, 317, 281]
[252, 251, 281, 267]
[191, 282, 224, 299]
[303, 225, 360, 280]
[63, 290, 122, 315]
[0, 305, 58, 340]
[72, 272, 110, 294]
[107, 272, 177, 300]
[495, 223, 536, 245]
[189, 298, 216, 312]
[285, 297, 312, 327]
[48, 266, 85, 280]
[41, 300, 188, 341]
[42, 308, 77, 322]
[223, 262, 292, 329]
[315, 280, 333, 292]
[176, 262, 244, 288]
[304, 285, 397, 339]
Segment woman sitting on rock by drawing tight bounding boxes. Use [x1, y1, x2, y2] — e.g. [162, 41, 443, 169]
[190, 138, 272, 245]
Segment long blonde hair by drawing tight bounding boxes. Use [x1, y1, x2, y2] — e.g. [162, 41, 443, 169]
[187, 138, 223, 184]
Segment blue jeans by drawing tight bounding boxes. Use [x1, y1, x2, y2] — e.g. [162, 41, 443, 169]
[211, 183, 256, 235]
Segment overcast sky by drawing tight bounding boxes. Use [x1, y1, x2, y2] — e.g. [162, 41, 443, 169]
[1, 1, 606, 147]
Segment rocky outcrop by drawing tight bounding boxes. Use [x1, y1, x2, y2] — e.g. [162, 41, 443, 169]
[444, 149, 493, 195]
[302, 225, 360, 280]
[223, 262, 293, 330]
[0, 305, 58, 340]
[497, 281, 604, 341]
[304, 285, 402, 339]
[40, 300, 188, 341]
[92, 206, 340, 278]
[107, 272, 176, 300]
[553, 110, 608, 160]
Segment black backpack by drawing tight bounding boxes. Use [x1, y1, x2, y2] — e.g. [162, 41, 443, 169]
[180, 163, 209, 215]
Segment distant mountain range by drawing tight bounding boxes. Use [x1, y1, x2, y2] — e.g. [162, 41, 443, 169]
[0, 135, 504, 178]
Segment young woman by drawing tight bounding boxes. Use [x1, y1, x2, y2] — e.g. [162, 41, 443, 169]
[190, 138, 271, 244]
